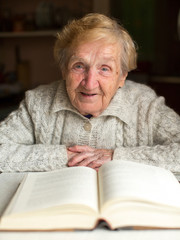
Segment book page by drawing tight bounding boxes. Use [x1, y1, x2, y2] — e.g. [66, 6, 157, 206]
[4, 166, 99, 216]
[98, 161, 180, 212]
[0, 173, 25, 216]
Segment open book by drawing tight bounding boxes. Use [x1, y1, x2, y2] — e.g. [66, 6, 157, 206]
[1, 160, 180, 231]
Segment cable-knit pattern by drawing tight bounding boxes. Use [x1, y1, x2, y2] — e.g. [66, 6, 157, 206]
[115, 120, 123, 147]
[0, 80, 180, 173]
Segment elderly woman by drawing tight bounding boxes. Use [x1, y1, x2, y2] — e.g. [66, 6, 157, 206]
[0, 13, 180, 173]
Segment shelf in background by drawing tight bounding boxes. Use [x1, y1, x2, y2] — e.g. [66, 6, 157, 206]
[150, 76, 180, 84]
[0, 30, 59, 38]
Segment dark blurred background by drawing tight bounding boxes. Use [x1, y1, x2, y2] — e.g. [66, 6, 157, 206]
[0, 0, 180, 120]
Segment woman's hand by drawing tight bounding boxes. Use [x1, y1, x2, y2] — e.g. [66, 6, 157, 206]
[67, 145, 113, 171]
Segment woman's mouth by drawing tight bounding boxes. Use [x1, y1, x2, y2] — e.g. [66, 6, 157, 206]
[80, 92, 97, 97]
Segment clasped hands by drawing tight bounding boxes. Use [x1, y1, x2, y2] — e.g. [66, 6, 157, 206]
[67, 145, 113, 171]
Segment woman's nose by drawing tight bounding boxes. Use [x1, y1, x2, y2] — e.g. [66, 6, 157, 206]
[82, 69, 99, 90]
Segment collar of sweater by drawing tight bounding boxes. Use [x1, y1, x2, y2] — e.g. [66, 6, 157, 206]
[51, 80, 133, 125]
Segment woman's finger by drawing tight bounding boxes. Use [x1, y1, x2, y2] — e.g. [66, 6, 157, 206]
[68, 145, 94, 152]
[68, 151, 94, 166]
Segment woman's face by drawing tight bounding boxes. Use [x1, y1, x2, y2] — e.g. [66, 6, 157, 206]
[64, 40, 127, 117]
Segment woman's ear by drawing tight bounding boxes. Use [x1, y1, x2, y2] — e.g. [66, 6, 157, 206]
[119, 72, 128, 88]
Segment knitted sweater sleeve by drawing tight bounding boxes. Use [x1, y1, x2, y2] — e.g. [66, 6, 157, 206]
[113, 98, 180, 173]
[0, 100, 68, 172]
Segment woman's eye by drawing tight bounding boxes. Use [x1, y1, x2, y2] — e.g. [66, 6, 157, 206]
[76, 64, 82, 69]
[100, 65, 111, 74]
[73, 63, 85, 71]
[101, 67, 109, 71]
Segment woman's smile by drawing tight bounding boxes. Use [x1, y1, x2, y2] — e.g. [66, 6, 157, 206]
[78, 91, 100, 103]
[80, 92, 97, 97]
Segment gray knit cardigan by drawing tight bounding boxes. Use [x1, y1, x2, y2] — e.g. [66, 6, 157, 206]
[0, 80, 180, 173]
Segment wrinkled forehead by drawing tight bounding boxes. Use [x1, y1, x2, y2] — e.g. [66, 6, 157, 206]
[65, 29, 122, 71]
[69, 39, 121, 66]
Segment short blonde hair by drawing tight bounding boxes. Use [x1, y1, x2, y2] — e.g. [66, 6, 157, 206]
[54, 13, 137, 75]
